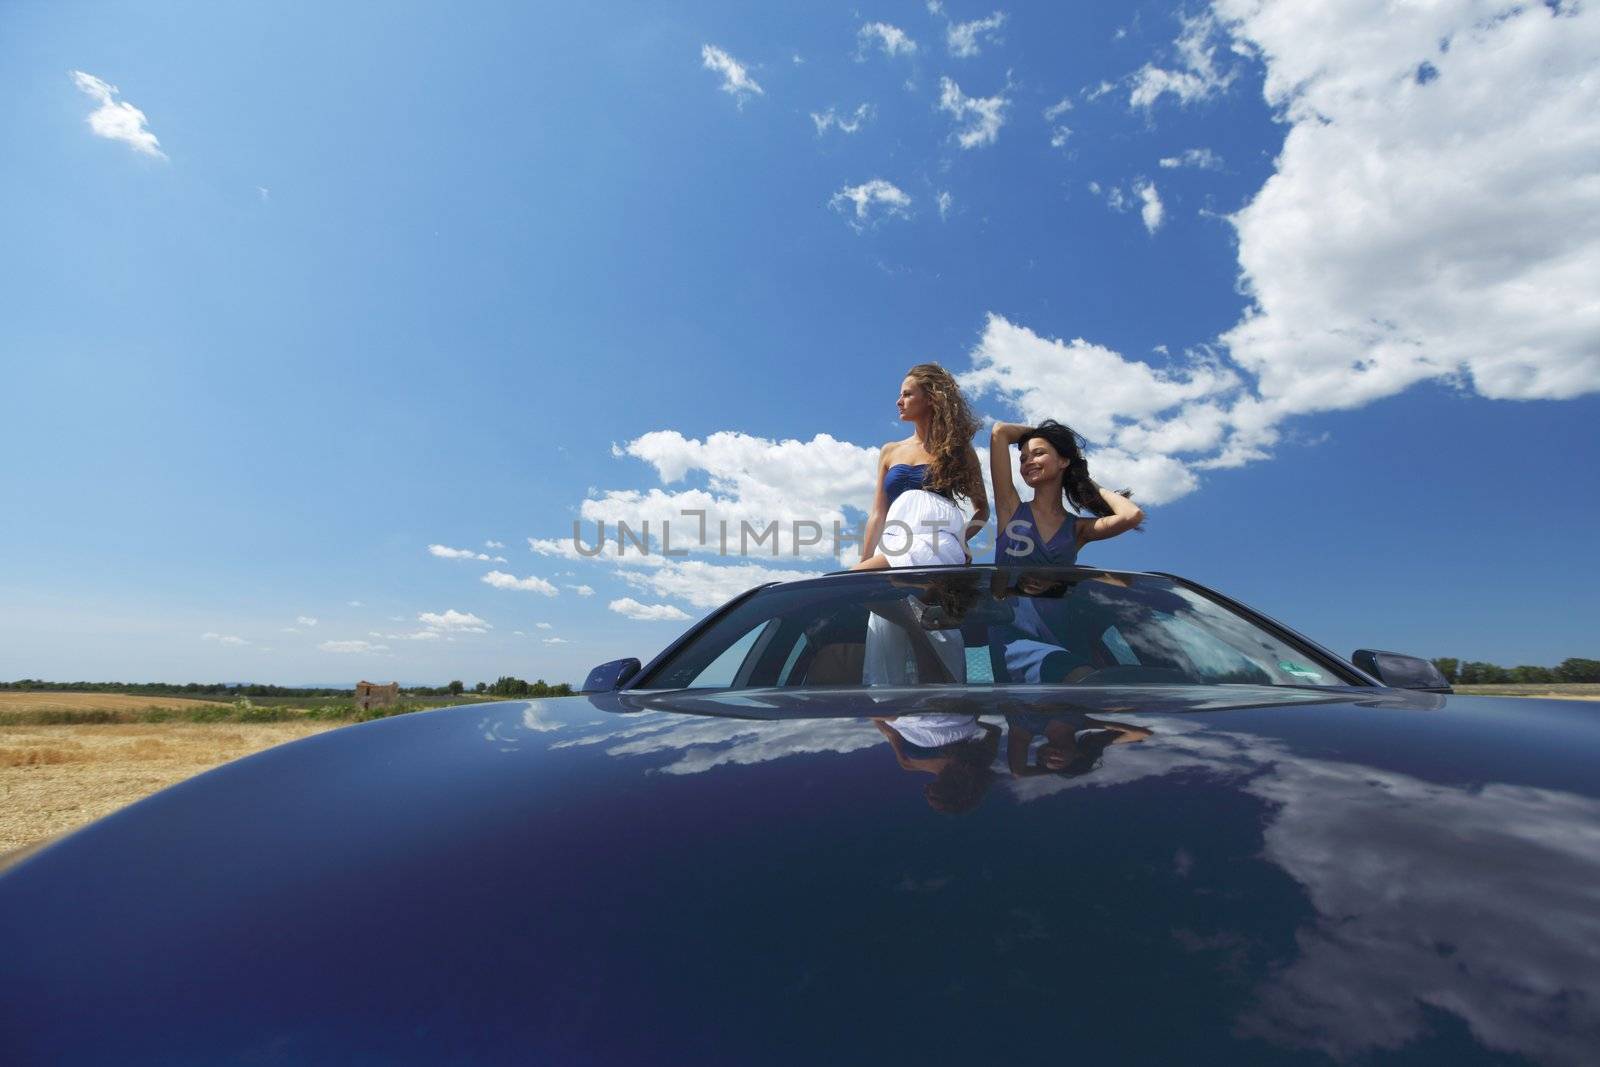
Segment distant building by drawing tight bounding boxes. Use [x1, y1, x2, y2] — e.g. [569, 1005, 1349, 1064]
[355, 681, 399, 711]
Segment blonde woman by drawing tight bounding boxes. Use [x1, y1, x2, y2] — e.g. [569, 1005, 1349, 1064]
[855, 364, 987, 687]
[854, 364, 989, 571]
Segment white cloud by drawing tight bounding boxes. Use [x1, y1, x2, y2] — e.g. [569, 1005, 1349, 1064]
[937, 77, 1008, 148]
[701, 44, 763, 105]
[481, 570, 560, 596]
[937, 190, 953, 220]
[256, 186, 270, 202]
[810, 103, 873, 135]
[589, 430, 879, 558]
[946, 11, 1007, 57]
[829, 179, 913, 229]
[296, 615, 318, 628]
[542, 637, 570, 645]
[1084, 80, 1115, 101]
[958, 313, 1238, 503]
[1216, 0, 1600, 412]
[428, 544, 506, 563]
[858, 22, 917, 58]
[535, 622, 554, 630]
[417, 609, 491, 633]
[1043, 96, 1073, 121]
[568, 583, 595, 597]
[609, 597, 692, 622]
[1134, 179, 1164, 234]
[347, 600, 363, 607]
[618, 559, 815, 610]
[70, 71, 165, 159]
[1159, 147, 1222, 169]
[384, 629, 442, 641]
[201, 632, 248, 646]
[485, 540, 505, 549]
[1129, 10, 1236, 109]
[319, 639, 390, 654]
[280, 627, 300, 635]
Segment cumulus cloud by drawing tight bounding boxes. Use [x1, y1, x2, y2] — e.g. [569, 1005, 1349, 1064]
[568, 583, 595, 596]
[945, 11, 1007, 57]
[857, 22, 917, 58]
[829, 178, 913, 229]
[1159, 147, 1222, 169]
[417, 609, 490, 633]
[485, 540, 505, 549]
[810, 103, 873, 135]
[1217, 0, 1600, 413]
[536, 622, 553, 630]
[383, 630, 442, 641]
[428, 544, 506, 563]
[617, 559, 816, 610]
[584, 430, 879, 559]
[70, 71, 165, 159]
[201, 632, 248, 646]
[1129, 10, 1236, 109]
[481, 570, 560, 596]
[542, 637, 569, 645]
[295, 616, 318, 628]
[1134, 179, 1164, 234]
[938, 77, 1008, 148]
[958, 314, 1238, 503]
[701, 44, 763, 105]
[609, 597, 692, 622]
[318, 640, 389, 654]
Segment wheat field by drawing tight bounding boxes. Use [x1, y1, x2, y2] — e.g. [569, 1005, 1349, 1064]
[0, 721, 339, 856]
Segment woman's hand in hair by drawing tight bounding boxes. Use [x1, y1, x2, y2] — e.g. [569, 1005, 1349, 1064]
[1077, 484, 1145, 546]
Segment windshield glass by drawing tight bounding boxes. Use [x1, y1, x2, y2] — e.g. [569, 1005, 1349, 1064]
[638, 568, 1355, 691]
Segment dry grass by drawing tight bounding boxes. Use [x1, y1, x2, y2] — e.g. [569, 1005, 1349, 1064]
[0, 722, 339, 855]
[0, 691, 227, 715]
[1452, 683, 1600, 701]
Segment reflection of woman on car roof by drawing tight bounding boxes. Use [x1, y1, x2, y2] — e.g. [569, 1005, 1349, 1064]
[873, 715, 1001, 813]
[988, 420, 1144, 683]
[1005, 710, 1152, 778]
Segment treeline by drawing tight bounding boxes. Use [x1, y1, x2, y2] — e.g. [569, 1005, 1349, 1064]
[3, 678, 574, 698]
[1430, 658, 1600, 685]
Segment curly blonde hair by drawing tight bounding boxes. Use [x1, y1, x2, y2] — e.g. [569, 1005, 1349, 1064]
[905, 363, 983, 503]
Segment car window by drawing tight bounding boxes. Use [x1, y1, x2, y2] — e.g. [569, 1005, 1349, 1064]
[638, 569, 1355, 691]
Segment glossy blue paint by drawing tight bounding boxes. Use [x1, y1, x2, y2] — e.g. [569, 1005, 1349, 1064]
[3, 687, 1598, 1063]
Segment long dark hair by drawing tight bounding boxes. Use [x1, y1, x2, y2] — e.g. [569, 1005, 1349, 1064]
[1016, 419, 1134, 518]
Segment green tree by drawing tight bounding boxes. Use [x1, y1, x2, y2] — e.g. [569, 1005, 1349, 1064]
[1509, 665, 1554, 683]
[474, 681, 488, 693]
[1430, 658, 1460, 685]
[447, 680, 464, 696]
[1556, 657, 1600, 683]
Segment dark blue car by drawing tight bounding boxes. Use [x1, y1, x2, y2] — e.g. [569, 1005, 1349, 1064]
[3, 566, 1597, 1064]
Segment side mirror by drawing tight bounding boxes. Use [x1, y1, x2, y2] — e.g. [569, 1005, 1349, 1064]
[581, 657, 641, 694]
[1353, 649, 1453, 693]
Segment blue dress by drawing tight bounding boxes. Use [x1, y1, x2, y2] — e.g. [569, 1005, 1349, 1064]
[992, 501, 1084, 683]
[883, 462, 941, 505]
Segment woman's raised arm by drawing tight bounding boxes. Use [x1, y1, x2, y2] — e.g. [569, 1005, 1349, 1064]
[988, 422, 1027, 532]
[1076, 485, 1145, 545]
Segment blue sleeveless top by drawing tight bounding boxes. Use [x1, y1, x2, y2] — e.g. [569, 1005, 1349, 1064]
[884, 463, 932, 506]
[995, 500, 1081, 565]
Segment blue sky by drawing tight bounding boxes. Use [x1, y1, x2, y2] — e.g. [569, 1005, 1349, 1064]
[2, 0, 1596, 686]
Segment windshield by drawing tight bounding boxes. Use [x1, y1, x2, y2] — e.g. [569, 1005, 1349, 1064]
[637, 568, 1357, 691]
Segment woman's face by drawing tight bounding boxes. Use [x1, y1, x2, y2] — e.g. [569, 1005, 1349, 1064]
[897, 376, 928, 421]
[1018, 436, 1069, 488]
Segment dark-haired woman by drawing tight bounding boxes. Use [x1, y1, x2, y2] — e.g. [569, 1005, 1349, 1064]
[987, 420, 1144, 683]
[989, 420, 1144, 566]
